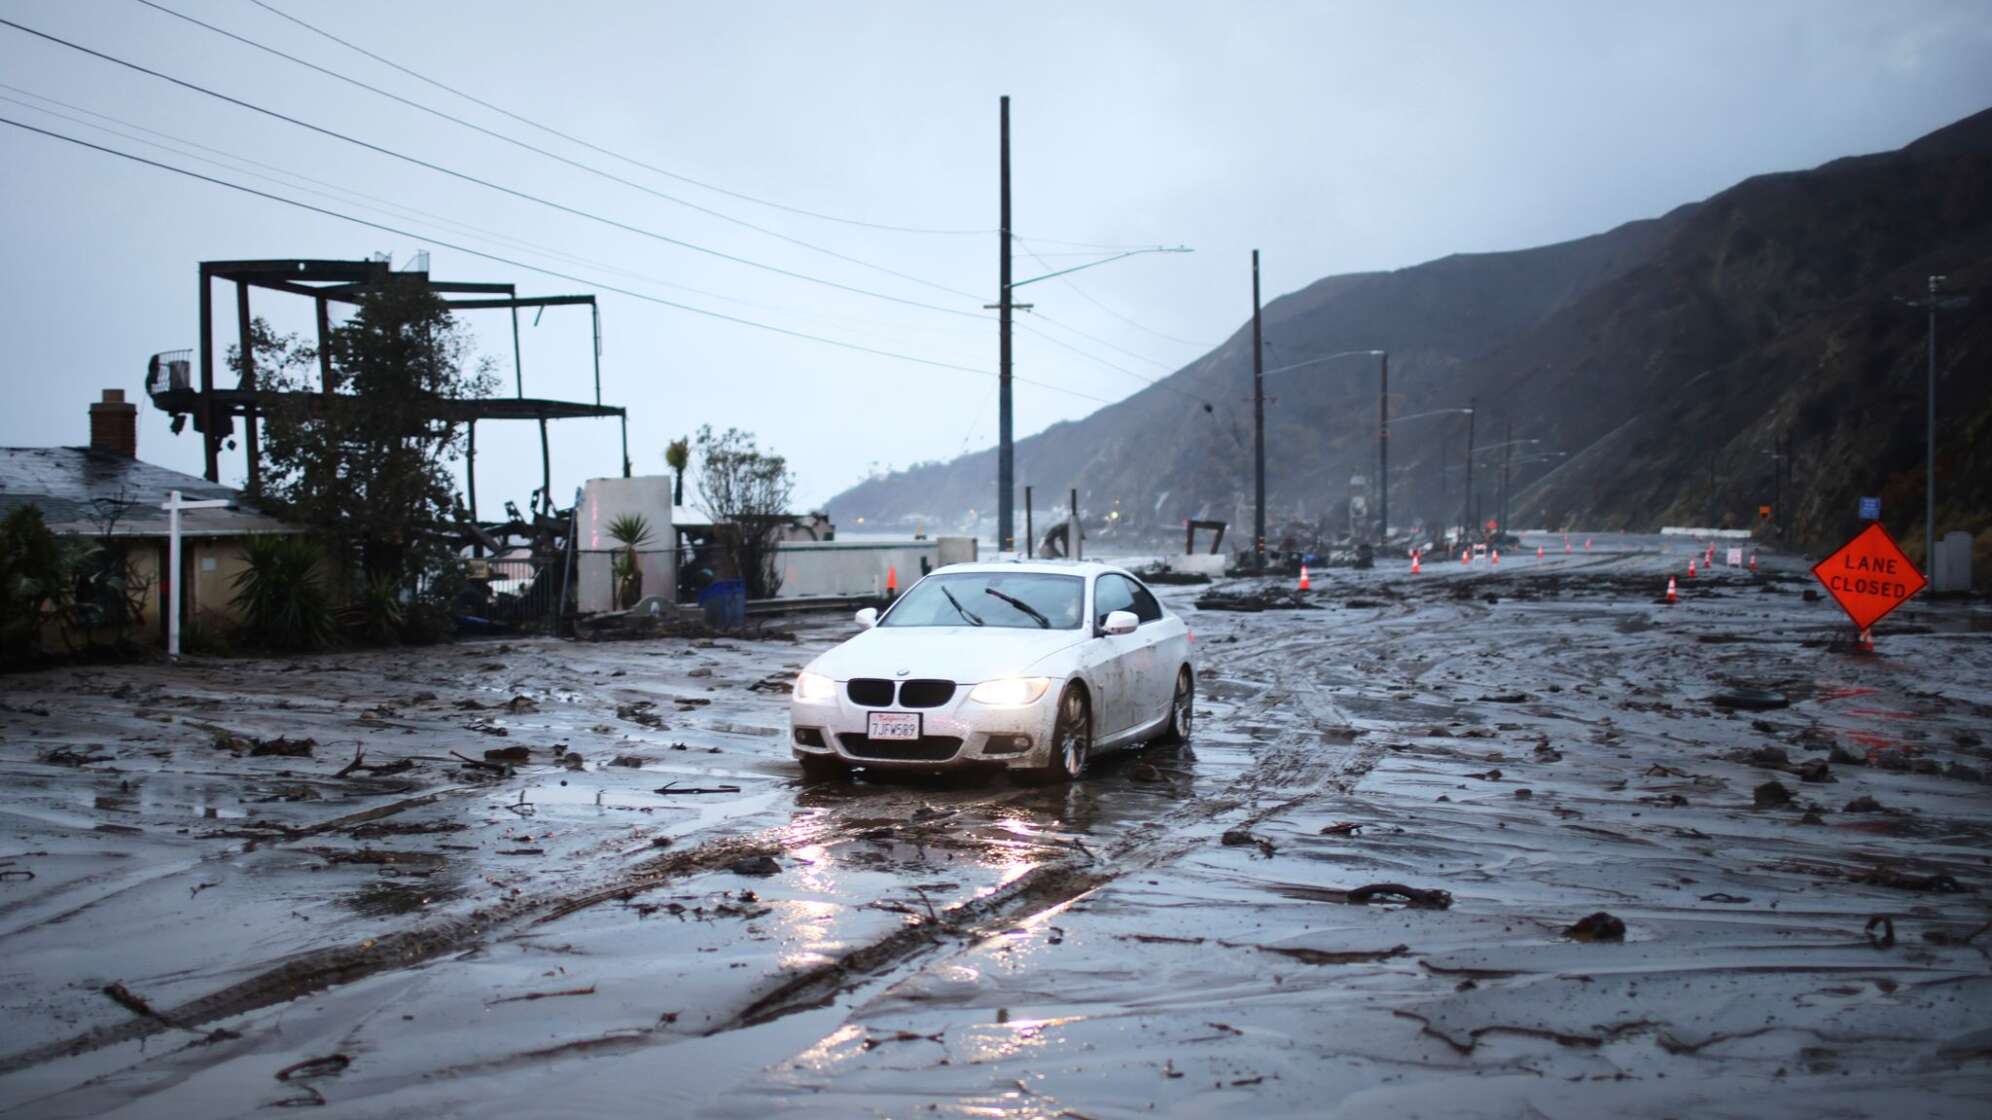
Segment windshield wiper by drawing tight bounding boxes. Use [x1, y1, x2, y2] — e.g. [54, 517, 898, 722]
[984, 587, 1050, 628]
[941, 585, 984, 626]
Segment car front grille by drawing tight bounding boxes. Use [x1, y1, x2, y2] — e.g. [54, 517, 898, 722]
[846, 679, 895, 706]
[896, 680, 956, 708]
[837, 734, 963, 762]
[845, 678, 957, 708]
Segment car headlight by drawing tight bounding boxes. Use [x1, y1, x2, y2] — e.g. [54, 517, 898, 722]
[793, 671, 837, 703]
[968, 677, 1052, 706]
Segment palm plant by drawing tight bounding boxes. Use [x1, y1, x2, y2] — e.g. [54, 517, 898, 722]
[232, 534, 336, 651]
[606, 513, 653, 609]
[665, 438, 690, 505]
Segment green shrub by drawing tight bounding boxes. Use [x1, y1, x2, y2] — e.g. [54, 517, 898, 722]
[232, 534, 336, 651]
[0, 505, 73, 666]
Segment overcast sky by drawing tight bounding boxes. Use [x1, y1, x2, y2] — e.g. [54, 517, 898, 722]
[3, 0, 1989, 512]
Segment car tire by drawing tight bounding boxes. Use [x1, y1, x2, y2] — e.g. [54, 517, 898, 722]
[797, 753, 851, 782]
[1027, 684, 1091, 783]
[1158, 668, 1193, 744]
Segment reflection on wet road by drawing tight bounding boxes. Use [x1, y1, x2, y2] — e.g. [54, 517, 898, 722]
[3, 536, 1991, 1117]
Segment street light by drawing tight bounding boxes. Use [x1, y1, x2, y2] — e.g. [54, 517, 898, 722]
[1260, 348, 1387, 543]
[991, 233, 1191, 555]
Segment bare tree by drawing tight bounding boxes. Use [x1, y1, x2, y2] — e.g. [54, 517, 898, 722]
[692, 426, 794, 599]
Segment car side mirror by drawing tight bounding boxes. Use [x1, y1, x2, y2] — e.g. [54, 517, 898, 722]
[854, 607, 878, 629]
[1101, 609, 1138, 636]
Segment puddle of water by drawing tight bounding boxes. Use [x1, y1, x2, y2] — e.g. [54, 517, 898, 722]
[346, 876, 465, 917]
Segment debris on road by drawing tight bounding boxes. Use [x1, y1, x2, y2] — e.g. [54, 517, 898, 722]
[1564, 911, 1627, 941]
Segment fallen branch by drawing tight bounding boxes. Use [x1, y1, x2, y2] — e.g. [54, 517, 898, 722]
[449, 750, 510, 774]
[653, 782, 742, 795]
[486, 985, 597, 1007]
[1346, 883, 1454, 910]
[102, 982, 184, 1031]
[275, 1054, 350, 1081]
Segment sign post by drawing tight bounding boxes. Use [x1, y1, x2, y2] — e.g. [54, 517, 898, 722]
[1858, 496, 1881, 521]
[162, 489, 234, 660]
[1811, 521, 1926, 652]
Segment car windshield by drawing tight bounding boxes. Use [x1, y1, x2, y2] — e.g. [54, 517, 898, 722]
[881, 572, 1085, 630]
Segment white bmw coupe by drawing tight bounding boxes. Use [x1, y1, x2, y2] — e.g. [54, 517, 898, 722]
[789, 560, 1194, 781]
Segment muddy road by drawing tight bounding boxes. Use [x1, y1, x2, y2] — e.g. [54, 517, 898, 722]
[3, 536, 1990, 1117]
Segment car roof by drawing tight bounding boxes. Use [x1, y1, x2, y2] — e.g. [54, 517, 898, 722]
[929, 559, 1130, 579]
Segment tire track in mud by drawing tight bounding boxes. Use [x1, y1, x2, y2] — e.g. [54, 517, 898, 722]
[698, 653, 1382, 1038]
[0, 777, 1147, 1076]
[0, 819, 828, 1075]
[0, 628, 1385, 1081]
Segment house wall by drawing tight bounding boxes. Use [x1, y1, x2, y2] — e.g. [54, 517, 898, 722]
[185, 538, 258, 632]
[770, 537, 977, 599]
[577, 476, 675, 613]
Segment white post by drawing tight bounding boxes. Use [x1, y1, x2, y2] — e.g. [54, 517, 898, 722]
[161, 490, 235, 661]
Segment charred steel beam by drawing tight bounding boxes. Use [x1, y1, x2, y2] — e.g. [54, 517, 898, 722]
[446, 294, 596, 310]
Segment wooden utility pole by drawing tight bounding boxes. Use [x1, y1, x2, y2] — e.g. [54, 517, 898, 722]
[1377, 351, 1389, 541]
[997, 96, 1015, 555]
[1251, 250, 1265, 566]
[1463, 397, 1477, 541]
[1023, 485, 1034, 560]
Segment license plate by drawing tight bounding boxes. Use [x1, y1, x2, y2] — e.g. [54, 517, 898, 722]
[867, 712, 921, 740]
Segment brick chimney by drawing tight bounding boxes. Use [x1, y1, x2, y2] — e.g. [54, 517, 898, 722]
[89, 389, 137, 458]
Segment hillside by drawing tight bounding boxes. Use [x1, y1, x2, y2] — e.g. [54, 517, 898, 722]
[828, 109, 1992, 570]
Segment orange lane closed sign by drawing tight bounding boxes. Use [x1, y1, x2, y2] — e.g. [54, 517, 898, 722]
[1812, 521, 1926, 632]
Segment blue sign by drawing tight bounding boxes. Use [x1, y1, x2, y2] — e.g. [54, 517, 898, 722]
[1859, 496, 1881, 521]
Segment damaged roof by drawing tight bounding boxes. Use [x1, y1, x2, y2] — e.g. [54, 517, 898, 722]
[0, 447, 299, 538]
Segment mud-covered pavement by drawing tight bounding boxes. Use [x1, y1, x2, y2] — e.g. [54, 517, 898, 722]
[3, 534, 1990, 1117]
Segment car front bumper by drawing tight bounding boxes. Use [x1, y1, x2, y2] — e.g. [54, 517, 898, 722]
[789, 684, 1060, 770]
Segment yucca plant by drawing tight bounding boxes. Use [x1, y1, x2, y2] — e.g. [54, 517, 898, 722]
[232, 534, 335, 651]
[606, 513, 653, 609]
[346, 572, 406, 645]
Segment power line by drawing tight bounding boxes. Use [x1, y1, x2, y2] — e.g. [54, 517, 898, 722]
[133, 0, 989, 304]
[0, 82, 986, 346]
[1030, 310, 1174, 369]
[0, 115, 1118, 406]
[246, 0, 992, 238]
[0, 15, 991, 321]
[249, 1, 1181, 255]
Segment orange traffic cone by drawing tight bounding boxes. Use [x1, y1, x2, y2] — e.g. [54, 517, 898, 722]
[1688, 559, 1697, 579]
[1491, 549, 1500, 565]
[1748, 552, 1757, 571]
[1584, 538, 1592, 550]
[1297, 564, 1311, 591]
[1461, 549, 1470, 564]
[1537, 545, 1545, 559]
[1665, 576, 1677, 604]
[886, 565, 898, 597]
[1411, 552, 1422, 574]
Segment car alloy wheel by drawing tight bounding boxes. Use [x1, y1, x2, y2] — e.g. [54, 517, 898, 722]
[1051, 685, 1090, 780]
[1164, 669, 1193, 743]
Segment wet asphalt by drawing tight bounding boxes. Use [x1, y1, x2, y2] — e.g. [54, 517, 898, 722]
[2, 533, 1990, 1117]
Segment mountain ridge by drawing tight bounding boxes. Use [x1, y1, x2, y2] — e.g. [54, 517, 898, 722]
[829, 108, 1992, 571]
